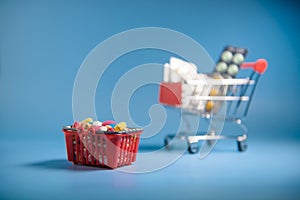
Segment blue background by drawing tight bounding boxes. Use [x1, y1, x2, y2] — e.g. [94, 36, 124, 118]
[0, 0, 299, 199]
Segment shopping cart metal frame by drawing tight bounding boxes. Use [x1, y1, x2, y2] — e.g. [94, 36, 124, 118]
[159, 59, 268, 154]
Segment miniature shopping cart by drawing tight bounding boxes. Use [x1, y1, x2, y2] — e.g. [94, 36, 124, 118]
[159, 46, 268, 153]
[62, 125, 143, 168]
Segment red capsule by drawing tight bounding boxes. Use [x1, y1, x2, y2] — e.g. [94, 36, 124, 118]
[102, 120, 116, 126]
[73, 121, 81, 128]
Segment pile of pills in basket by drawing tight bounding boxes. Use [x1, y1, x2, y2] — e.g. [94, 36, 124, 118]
[72, 118, 131, 133]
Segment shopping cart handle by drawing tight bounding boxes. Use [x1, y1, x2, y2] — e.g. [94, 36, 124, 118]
[62, 126, 77, 131]
[241, 59, 268, 74]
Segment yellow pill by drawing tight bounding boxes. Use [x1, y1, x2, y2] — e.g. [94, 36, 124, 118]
[119, 122, 127, 128]
[81, 118, 93, 124]
[114, 126, 121, 132]
[82, 122, 92, 130]
[115, 122, 127, 131]
[206, 101, 214, 112]
[210, 88, 219, 96]
[114, 125, 123, 131]
[213, 74, 223, 79]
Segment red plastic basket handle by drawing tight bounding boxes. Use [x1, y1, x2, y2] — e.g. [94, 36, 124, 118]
[241, 59, 268, 74]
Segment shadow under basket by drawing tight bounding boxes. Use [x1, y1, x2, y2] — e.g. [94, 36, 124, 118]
[62, 127, 143, 169]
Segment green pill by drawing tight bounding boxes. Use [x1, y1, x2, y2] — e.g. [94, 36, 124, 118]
[228, 64, 239, 76]
[221, 51, 233, 62]
[216, 62, 227, 72]
[233, 53, 244, 64]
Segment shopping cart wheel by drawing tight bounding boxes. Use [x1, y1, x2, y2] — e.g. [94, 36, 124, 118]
[188, 143, 199, 154]
[237, 141, 247, 152]
[164, 136, 172, 150]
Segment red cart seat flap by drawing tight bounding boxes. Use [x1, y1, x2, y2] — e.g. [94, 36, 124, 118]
[159, 82, 182, 106]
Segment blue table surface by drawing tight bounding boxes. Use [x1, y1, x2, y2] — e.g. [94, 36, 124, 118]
[1, 0, 300, 199]
[1, 134, 299, 200]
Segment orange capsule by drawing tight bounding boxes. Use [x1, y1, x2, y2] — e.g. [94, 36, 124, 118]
[210, 88, 219, 96]
[206, 101, 214, 112]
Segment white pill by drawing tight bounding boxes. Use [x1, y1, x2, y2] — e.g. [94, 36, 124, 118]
[93, 121, 102, 126]
[100, 126, 107, 131]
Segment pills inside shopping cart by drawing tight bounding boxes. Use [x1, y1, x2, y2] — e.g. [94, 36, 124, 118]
[102, 120, 116, 126]
[233, 53, 244, 64]
[228, 64, 239, 76]
[115, 122, 127, 131]
[205, 101, 214, 112]
[69, 118, 137, 134]
[81, 118, 93, 124]
[216, 62, 227, 72]
[93, 121, 102, 126]
[221, 51, 233, 62]
[209, 88, 219, 96]
[215, 46, 248, 78]
[100, 126, 108, 131]
[83, 122, 92, 130]
[110, 124, 116, 128]
[73, 121, 80, 129]
[105, 125, 114, 132]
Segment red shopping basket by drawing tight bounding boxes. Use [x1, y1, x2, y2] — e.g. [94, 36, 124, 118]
[62, 125, 143, 169]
